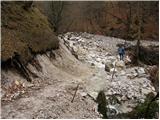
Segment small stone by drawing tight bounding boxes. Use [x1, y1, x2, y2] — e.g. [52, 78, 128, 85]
[105, 64, 110, 72]
[21, 90, 25, 94]
[110, 68, 117, 72]
[127, 73, 138, 79]
[91, 63, 95, 66]
[27, 83, 34, 88]
[137, 67, 145, 74]
[107, 90, 113, 95]
[121, 95, 127, 101]
[151, 86, 155, 91]
[116, 61, 125, 70]
[96, 58, 101, 62]
[80, 92, 87, 97]
[125, 55, 131, 64]
[105, 61, 113, 72]
[15, 80, 20, 86]
[13, 92, 20, 99]
[120, 70, 126, 75]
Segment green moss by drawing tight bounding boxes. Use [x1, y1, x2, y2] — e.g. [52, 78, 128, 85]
[119, 93, 159, 119]
[131, 93, 159, 119]
[1, 2, 59, 63]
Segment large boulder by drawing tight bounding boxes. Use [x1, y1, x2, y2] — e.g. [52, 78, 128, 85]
[115, 61, 125, 71]
[105, 61, 113, 72]
[124, 55, 132, 65]
[105, 64, 110, 72]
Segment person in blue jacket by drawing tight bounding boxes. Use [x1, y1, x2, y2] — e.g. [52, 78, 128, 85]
[118, 45, 125, 61]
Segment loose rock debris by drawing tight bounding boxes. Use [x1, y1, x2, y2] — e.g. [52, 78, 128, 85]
[1, 32, 158, 118]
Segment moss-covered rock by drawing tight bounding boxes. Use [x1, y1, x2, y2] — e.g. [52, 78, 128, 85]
[131, 93, 159, 119]
[1, 2, 59, 64]
[116, 93, 159, 119]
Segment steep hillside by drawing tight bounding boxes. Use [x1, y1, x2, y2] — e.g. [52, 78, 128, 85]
[37, 1, 158, 41]
[1, 38, 99, 119]
[1, 2, 59, 64]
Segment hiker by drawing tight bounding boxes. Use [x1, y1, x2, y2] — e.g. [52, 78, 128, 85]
[118, 45, 125, 61]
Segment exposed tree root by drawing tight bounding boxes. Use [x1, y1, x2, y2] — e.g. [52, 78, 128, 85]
[12, 56, 32, 82]
[30, 57, 42, 72]
[50, 51, 56, 60]
[45, 51, 56, 61]
[1, 52, 41, 82]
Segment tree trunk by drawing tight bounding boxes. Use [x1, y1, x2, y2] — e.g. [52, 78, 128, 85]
[136, 2, 142, 63]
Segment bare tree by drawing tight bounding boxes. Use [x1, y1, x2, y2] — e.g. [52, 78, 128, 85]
[64, 19, 74, 33]
[105, 2, 134, 40]
[23, 1, 33, 10]
[46, 1, 158, 40]
[84, 2, 106, 33]
[50, 1, 64, 33]
[136, 2, 144, 64]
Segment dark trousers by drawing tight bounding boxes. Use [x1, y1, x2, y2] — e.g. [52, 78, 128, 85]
[119, 53, 124, 60]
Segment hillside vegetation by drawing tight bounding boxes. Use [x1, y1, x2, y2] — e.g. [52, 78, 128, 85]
[1, 2, 59, 64]
[37, 1, 158, 41]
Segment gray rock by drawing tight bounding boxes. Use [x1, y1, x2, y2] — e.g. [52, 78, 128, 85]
[91, 63, 95, 66]
[80, 92, 88, 97]
[60, 32, 156, 115]
[105, 61, 113, 72]
[105, 64, 111, 72]
[116, 61, 125, 70]
[136, 67, 146, 77]
[107, 105, 119, 116]
[124, 55, 131, 64]
[121, 95, 127, 101]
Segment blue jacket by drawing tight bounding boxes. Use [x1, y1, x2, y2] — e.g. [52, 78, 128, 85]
[118, 47, 125, 55]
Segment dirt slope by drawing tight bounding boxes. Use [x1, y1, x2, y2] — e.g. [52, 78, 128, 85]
[1, 32, 158, 119]
[1, 39, 100, 119]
